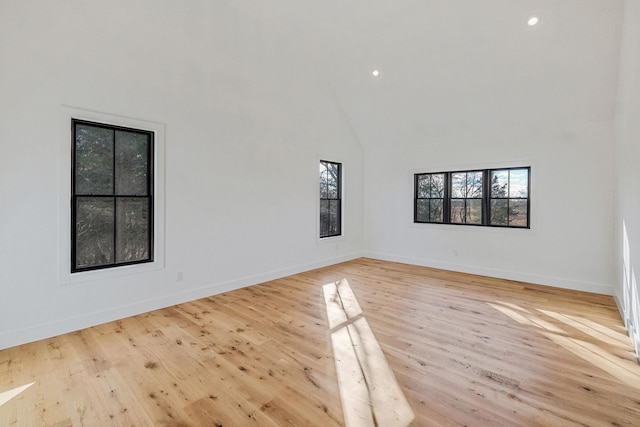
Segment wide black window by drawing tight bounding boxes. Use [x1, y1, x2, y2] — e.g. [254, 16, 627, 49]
[72, 120, 154, 272]
[320, 160, 341, 238]
[415, 167, 530, 228]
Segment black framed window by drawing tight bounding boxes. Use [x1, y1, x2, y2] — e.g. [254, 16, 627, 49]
[489, 168, 530, 227]
[320, 160, 341, 238]
[415, 173, 445, 223]
[415, 167, 530, 228]
[72, 120, 154, 272]
[450, 170, 483, 225]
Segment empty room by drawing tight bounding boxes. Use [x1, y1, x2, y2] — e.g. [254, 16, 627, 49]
[2, 0, 640, 425]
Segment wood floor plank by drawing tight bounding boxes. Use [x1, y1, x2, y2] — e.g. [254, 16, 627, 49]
[2, 258, 640, 426]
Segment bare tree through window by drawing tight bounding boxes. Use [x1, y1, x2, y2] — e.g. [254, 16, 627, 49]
[320, 160, 341, 238]
[450, 171, 483, 225]
[415, 167, 529, 228]
[415, 173, 445, 222]
[72, 120, 153, 272]
[489, 168, 529, 227]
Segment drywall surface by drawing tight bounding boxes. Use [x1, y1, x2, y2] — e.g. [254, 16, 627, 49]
[358, 2, 622, 295]
[363, 121, 616, 295]
[615, 0, 640, 355]
[0, 1, 364, 349]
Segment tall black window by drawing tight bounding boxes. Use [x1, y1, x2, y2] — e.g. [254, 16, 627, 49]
[415, 173, 445, 223]
[489, 168, 530, 227]
[320, 160, 341, 238]
[72, 120, 154, 272]
[415, 167, 530, 228]
[450, 170, 483, 225]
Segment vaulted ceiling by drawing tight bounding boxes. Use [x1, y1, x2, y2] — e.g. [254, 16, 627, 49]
[262, 0, 624, 148]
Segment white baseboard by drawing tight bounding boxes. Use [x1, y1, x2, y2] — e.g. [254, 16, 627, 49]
[2, 251, 615, 350]
[363, 252, 614, 296]
[0, 252, 362, 350]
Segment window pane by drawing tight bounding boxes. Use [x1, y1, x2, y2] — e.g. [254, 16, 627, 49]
[116, 198, 150, 263]
[467, 171, 483, 198]
[451, 199, 465, 223]
[327, 181, 338, 199]
[416, 175, 429, 198]
[320, 200, 330, 236]
[451, 173, 466, 198]
[509, 169, 529, 198]
[320, 200, 340, 237]
[429, 199, 444, 222]
[329, 200, 341, 235]
[490, 199, 509, 226]
[75, 124, 114, 195]
[115, 130, 149, 196]
[491, 170, 508, 198]
[326, 163, 339, 199]
[509, 200, 528, 227]
[319, 163, 327, 198]
[467, 199, 482, 224]
[75, 197, 114, 268]
[320, 162, 340, 200]
[429, 174, 445, 198]
[416, 199, 429, 222]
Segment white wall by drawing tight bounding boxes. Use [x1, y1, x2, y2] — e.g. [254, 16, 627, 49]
[0, 1, 364, 349]
[363, 121, 616, 294]
[615, 0, 640, 355]
[361, 3, 622, 295]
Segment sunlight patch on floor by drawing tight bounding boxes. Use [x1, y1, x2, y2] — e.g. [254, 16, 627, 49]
[0, 382, 34, 407]
[488, 302, 564, 333]
[538, 309, 632, 348]
[542, 332, 640, 387]
[489, 301, 640, 389]
[324, 279, 414, 427]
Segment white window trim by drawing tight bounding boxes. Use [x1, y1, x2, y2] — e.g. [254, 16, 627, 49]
[58, 106, 166, 285]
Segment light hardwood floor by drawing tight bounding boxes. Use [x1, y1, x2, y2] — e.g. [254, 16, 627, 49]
[2, 258, 640, 426]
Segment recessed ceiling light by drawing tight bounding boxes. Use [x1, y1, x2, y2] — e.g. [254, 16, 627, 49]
[527, 16, 540, 26]
[370, 67, 383, 80]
